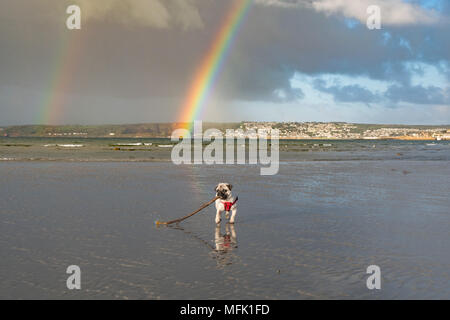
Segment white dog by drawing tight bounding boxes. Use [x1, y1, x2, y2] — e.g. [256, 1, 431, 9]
[214, 183, 238, 224]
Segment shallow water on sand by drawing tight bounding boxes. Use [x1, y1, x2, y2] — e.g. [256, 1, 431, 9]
[1, 137, 450, 162]
[1, 161, 450, 299]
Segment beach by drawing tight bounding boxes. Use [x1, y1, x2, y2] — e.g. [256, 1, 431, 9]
[1, 137, 450, 162]
[1, 0, 450, 305]
[1, 140, 450, 299]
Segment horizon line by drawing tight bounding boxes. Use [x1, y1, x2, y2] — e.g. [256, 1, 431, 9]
[2, 121, 450, 128]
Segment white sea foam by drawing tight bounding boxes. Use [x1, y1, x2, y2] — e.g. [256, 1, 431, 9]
[44, 144, 84, 148]
[58, 144, 84, 148]
[115, 143, 143, 146]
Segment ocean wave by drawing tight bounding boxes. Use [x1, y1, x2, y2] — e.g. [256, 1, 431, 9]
[59, 144, 84, 148]
[112, 143, 144, 146]
[110, 142, 153, 147]
[44, 144, 84, 148]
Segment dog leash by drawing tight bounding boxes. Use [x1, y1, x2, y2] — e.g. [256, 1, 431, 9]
[155, 196, 221, 226]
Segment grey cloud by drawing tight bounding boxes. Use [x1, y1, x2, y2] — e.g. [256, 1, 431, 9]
[386, 85, 449, 105]
[312, 0, 442, 25]
[312, 79, 450, 106]
[68, 0, 204, 29]
[313, 79, 381, 103]
[256, 0, 443, 25]
[0, 0, 449, 125]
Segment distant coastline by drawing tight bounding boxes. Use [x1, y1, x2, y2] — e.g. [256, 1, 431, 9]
[1, 122, 450, 140]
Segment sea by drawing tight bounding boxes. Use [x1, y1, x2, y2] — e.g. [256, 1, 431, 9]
[1, 137, 449, 299]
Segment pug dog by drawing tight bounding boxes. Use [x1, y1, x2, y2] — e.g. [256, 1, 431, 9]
[214, 183, 238, 224]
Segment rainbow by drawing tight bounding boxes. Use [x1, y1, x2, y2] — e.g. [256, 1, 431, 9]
[177, 0, 252, 130]
[40, 29, 83, 125]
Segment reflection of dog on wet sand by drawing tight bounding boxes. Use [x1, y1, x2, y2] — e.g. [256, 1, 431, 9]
[214, 183, 238, 224]
[170, 223, 238, 268]
[215, 224, 237, 252]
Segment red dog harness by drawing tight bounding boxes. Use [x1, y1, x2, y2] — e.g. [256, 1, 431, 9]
[222, 196, 238, 212]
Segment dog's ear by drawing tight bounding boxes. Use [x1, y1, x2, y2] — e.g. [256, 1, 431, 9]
[226, 184, 233, 190]
[214, 185, 219, 192]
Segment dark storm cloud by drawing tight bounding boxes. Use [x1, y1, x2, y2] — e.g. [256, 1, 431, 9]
[0, 0, 449, 125]
[217, 3, 449, 102]
[386, 84, 449, 105]
[312, 78, 449, 106]
[313, 79, 381, 103]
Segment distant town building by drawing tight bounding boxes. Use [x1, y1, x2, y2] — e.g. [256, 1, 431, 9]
[240, 122, 448, 140]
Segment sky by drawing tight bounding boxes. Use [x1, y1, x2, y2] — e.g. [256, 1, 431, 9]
[0, 0, 449, 125]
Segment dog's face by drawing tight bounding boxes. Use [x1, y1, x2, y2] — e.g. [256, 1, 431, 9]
[215, 183, 232, 200]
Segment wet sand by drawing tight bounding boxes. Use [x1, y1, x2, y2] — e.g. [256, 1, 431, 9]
[1, 137, 450, 162]
[1, 160, 449, 299]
